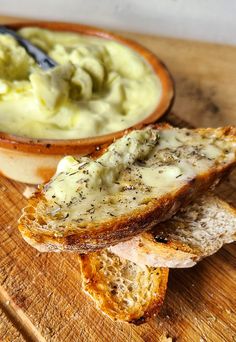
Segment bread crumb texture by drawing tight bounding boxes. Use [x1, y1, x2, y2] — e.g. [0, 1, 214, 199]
[80, 249, 168, 323]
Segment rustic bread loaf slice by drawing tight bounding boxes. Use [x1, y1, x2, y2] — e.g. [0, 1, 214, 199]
[80, 249, 168, 324]
[110, 194, 236, 268]
[18, 124, 236, 252]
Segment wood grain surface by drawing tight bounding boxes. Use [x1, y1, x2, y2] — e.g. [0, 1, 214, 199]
[0, 16, 236, 342]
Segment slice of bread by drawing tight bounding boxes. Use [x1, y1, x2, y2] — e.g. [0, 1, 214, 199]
[80, 249, 169, 324]
[80, 194, 235, 323]
[110, 194, 236, 268]
[18, 124, 236, 252]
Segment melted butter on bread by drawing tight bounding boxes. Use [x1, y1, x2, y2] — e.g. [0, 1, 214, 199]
[43, 126, 236, 224]
[45, 128, 159, 204]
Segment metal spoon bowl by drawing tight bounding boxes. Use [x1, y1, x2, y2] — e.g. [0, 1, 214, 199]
[0, 25, 57, 70]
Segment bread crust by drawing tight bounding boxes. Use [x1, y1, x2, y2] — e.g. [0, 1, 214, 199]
[18, 125, 236, 252]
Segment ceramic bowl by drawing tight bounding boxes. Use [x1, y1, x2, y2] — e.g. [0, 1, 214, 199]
[0, 21, 175, 184]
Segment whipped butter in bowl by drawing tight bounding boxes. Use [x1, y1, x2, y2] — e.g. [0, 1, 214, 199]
[0, 22, 174, 184]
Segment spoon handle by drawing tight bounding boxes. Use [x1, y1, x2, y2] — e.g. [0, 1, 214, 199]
[0, 26, 57, 70]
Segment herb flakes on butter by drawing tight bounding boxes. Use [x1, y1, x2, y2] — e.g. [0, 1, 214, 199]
[42, 126, 235, 224]
[45, 128, 159, 205]
[0, 27, 161, 139]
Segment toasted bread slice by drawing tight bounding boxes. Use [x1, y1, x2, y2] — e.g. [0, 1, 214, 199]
[18, 125, 236, 252]
[110, 194, 236, 268]
[80, 249, 168, 323]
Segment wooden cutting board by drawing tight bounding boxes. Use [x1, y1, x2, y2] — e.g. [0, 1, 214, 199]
[0, 16, 236, 342]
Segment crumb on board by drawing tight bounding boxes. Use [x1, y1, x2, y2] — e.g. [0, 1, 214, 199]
[160, 334, 173, 342]
[0, 184, 7, 192]
[226, 308, 233, 315]
[23, 186, 36, 199]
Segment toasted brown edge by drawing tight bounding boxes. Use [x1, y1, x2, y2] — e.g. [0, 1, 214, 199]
[79, 253, 169, 324]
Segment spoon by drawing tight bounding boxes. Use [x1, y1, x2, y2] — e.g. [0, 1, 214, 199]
[0, 26, 57, 70]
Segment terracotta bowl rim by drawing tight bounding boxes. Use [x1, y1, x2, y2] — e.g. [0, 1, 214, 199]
[0, 20, 175, 154]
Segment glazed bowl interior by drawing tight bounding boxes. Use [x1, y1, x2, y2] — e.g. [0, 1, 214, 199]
[0, 21, 175, 155]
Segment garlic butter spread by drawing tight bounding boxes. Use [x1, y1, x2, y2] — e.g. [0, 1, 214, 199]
[44, 127, 235, 227]
[45, 128, 159, 203]
[0, 27, 161, 139]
